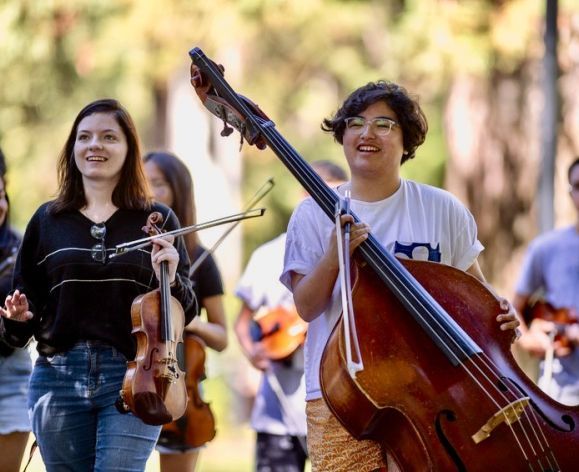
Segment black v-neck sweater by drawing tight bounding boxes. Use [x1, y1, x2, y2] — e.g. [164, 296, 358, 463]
[2, 201, 195, 360]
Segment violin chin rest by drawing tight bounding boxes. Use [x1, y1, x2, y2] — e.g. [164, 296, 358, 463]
[133, 392, 173, 425]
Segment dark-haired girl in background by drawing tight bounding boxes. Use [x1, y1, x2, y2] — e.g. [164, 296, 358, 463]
[144, 151, 228, 472]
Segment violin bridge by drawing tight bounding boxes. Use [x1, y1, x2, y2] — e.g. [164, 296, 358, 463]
[471, 397, 531, 444]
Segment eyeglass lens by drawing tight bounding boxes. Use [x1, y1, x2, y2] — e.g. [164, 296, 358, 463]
[90, 223, 107, 263]
[345, 117, 396, 136]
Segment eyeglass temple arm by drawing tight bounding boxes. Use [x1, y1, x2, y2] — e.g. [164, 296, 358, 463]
[109, 208, 265, 259]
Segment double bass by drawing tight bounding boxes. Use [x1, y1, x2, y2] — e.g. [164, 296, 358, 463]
[188, 47, 579, 471]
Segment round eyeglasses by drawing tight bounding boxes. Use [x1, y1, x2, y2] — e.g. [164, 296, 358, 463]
[90, 223, 107, 263]
[344, 117, 398, 136]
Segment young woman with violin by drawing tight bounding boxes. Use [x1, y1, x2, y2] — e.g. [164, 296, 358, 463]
[280, 82, 520, 472]
[235, 160, 347, 472]
[0, 99, 194, 472]
[0, 149, 32, 472]
[143, 151, 228, 472]
[514, 157, 579, 405]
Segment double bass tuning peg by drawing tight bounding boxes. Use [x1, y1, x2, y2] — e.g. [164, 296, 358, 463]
[220, 119, 234, 137]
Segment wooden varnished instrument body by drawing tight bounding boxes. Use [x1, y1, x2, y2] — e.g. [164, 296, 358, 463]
[321, 258, 578, 471]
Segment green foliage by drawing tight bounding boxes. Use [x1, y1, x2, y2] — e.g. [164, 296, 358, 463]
[0, 0, 563, 256]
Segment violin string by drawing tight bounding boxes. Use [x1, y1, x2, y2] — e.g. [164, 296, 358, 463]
[260, 122, 552, 468]
[194, 53, 555, 470]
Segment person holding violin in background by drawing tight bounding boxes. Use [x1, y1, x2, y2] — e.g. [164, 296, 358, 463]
[514, 157, 579, 406]
[280, 81, 520, 472]
[0, 147, 32, 472]
[235, 160, 347, 472]
[143, 151, 228, 472]
[0, 99, 194, 472]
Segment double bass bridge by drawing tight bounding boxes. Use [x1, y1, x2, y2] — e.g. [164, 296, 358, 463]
[471, 397, 531, 444]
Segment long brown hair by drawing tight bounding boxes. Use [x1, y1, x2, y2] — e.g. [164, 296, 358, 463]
[143, 151, 198, 255]
[51, 98, 151, 214]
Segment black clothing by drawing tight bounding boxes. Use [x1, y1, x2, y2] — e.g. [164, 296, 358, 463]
[0, 225, 20, 356]
[256, 432, 307, 472]
[2, 201, 195, 360]
[190, 245, 224, 314]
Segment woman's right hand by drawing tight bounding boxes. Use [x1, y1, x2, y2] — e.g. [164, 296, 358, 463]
[1, 290, 33, 322]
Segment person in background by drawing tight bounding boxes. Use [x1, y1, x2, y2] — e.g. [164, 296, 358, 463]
[280, 81, 520, 471]
[0, 99, 194, 471]
[144, 151, 228, 472]
[235, 160, 348, 472]
[0, 147, 32, 472]
[514, 157, 579, 405]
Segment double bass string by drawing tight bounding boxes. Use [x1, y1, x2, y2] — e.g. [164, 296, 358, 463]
[192, 52, 557, 469]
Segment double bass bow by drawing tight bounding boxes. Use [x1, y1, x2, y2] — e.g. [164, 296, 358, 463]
[188, 47, 579, 471]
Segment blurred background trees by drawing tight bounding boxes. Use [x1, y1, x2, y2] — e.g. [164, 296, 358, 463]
[2, 0, 578, 290]
[2, 1, 579, 468]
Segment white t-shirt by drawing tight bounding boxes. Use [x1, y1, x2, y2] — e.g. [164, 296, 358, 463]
[280, 179, 484, 401]
[235, 233, 307, 436]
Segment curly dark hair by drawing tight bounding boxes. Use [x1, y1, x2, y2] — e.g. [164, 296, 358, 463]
[321, 81, 428, 164]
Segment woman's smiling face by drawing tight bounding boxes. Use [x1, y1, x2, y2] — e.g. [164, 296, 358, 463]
[73, 112, 128, 185]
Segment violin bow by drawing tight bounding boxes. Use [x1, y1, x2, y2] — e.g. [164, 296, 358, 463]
[110, 208, 265, 259]
[189, 178, 275, 277]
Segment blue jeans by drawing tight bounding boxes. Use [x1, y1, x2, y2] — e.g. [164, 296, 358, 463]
[28, 341, 161, 472]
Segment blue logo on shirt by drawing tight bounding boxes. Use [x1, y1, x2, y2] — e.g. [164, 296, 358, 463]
[393, 242, 441, 262]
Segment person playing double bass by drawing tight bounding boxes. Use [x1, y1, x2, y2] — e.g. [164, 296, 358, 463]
[0, 99, 195, 471]
[514, 157, 579, 406]
[235, 160, 347, 472]
[280, 81, 520, 472]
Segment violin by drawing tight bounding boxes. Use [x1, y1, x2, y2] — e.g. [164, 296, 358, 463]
[161, 333, 216, 448]
[524, 300, 578, 351]
[251, 305, 308, 361]
[161, 181, 273, 447]
[118, 212, 188, 425]
[188, 47, 579, 471]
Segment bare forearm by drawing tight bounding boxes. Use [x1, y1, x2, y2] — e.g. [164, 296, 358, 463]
[185, 296, 228, 351]
[186, 320, 227, 351]
[291, 252, 340, 322]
